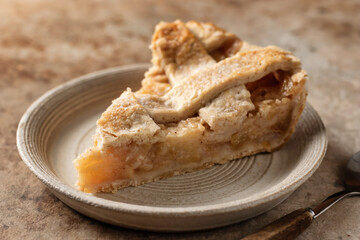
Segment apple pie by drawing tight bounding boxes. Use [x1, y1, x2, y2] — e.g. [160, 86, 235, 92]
[74, 20, 307, 193]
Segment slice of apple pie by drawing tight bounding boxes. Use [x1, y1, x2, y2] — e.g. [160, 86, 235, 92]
[74, 20, 307, 193]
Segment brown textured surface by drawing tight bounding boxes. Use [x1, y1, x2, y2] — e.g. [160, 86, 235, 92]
[1, 0, 360, 239]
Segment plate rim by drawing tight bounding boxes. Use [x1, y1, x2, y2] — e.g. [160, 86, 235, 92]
[17, 64, 328, 217]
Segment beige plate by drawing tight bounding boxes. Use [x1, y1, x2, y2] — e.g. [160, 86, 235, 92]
[17, 64, 327, 232]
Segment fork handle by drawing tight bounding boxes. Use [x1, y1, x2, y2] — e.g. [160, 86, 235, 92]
[242, 208, 314, 240]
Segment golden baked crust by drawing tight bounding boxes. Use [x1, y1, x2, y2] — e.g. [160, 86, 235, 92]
[74, 20, 307, 193]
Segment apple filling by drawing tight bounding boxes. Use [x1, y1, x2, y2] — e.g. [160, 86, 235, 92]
[75, 68, 304, 193]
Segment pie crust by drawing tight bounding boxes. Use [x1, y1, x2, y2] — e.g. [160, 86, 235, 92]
[74, 20, 307, 193]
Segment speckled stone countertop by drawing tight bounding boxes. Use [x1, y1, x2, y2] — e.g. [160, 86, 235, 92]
[1, 0, 360, 239]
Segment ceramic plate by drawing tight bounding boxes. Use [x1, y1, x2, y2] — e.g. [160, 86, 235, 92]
[17, 64, 327, 232]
